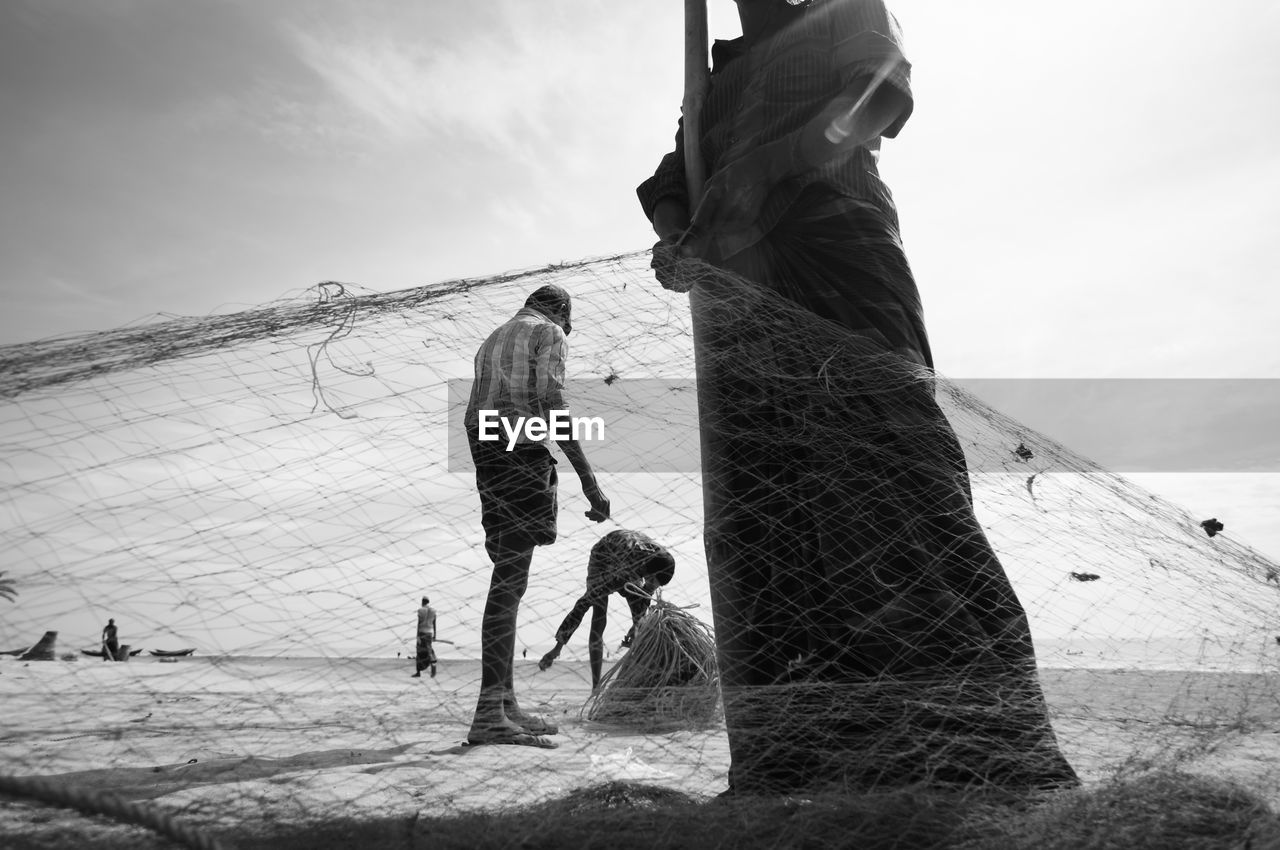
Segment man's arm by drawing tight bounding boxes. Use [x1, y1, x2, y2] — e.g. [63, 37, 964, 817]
[641, 121, 702, 292]
[559, 438, 610, 522]
[690, 0, 913, 241]
[689, 73, 908, 240]
[648, 198, 698, 293]
[789, 1, 913, 174]
[795, 76, 909, 173]
[539, 326, 611, 522]
[653, 199, 691, 244]
[650, 70, 906, 240]
[637, 137, 689, 231]
[619, 585, 652, 648]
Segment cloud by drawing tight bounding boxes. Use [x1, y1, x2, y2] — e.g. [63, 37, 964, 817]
[287, 29, 436, 142]
[280, 2, 669, 154]
[485, 196, 541, 245]
[285, 21, 547, 149]
[47, 275, 118, 307]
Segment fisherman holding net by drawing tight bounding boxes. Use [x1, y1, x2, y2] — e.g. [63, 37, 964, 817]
[538, 529, 676, 689]
[639, 0, 1078, 792]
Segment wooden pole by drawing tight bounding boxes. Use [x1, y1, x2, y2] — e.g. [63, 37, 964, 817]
[683, 0, 733, 737]
[682, 0, 717, 546]
[682, 0, 709, 205]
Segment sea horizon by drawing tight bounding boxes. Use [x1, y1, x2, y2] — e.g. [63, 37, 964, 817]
[16, 632, 1274, 676]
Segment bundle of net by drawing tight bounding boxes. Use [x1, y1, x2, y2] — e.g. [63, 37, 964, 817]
[583, 593, 720, 730]
[2, 248, 1280, 848]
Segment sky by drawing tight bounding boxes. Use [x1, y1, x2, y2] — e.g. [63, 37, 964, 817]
[2, 0, 1280, 650]
[1, 0, 1277, 378]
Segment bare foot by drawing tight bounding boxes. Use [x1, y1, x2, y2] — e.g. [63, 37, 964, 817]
[507, 706, 559, 736]
[467, 714, 526, 745]
[466, 728, 557, 749]
[467, 715, 557, 747]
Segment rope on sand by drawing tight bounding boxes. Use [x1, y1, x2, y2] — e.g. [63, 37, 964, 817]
[0, 773, 230, 850]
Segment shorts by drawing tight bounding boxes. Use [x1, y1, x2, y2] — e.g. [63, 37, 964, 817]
[469, 437, 559, 561]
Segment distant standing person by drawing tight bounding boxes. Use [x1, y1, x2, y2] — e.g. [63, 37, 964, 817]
[538, 529, 676, 689]
[101, 618, 119, 662]
[463, 285, 611, 747]
[414, 596, 438, 678]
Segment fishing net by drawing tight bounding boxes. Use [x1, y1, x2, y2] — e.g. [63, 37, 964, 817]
[1, 249, 1278, 848]
[584, 597, 720, 730]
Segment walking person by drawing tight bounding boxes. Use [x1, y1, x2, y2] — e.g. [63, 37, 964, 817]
[414, 596, 438, 678]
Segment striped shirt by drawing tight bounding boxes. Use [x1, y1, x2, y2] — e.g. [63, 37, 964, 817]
[636, 0, 912, 258]
[464, 306, 568, 446]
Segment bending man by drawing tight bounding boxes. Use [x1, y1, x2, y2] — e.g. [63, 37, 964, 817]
[538, 529, 676, 689]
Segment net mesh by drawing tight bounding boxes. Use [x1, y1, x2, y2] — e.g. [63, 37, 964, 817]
[1, 250, 1278, 845]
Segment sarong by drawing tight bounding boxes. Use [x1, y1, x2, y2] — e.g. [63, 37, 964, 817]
[693, 184, 1078, 793]
[415, 635, 436, 672]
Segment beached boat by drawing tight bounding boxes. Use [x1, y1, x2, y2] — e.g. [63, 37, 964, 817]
[149, 648, 196, 657]
[81, 647, 144, 658]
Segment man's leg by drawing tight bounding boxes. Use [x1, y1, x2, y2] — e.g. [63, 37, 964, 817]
[504, 638, 560, 734]
[469, 544, 533, 740]
[467, 438, 560, 743]
[587, 601, 607, 689]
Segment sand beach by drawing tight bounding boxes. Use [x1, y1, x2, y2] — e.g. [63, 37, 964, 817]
[0, 654, 724, 846]
[2, 652, 1279, 848]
